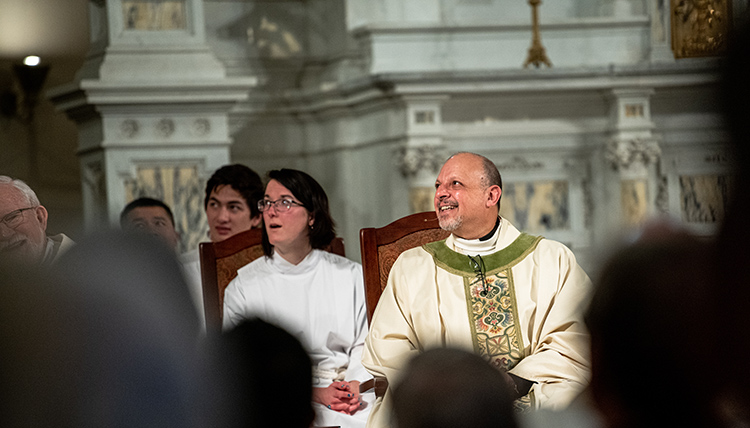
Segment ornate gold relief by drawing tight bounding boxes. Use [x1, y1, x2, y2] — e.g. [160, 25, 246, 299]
[671, 0, 731, 58]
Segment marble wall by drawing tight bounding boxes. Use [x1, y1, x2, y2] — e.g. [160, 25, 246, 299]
[41, 0, 735, 268]
[500, 181, 570, 234]
[680, 175, 732, 224]
[123, 165, 208, 254]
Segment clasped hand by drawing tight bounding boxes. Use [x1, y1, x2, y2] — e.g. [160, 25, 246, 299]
[313, 380, 363, 415]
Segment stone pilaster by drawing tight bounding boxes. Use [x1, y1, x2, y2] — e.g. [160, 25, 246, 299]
[649, 0, 675, 63]
[396, 97, 448, 213]
[49, 0, 255, 252]
[604, 89, 662, 227]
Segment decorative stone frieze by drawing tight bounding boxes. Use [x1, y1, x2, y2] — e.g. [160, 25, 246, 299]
[395, 145, 447, 178]
[605, 138, 662, 170]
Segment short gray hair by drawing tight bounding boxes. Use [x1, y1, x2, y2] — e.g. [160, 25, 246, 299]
[0, 176, 41, 206]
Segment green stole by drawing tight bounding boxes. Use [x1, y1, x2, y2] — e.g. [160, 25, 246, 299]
[423, 233, 542, 372]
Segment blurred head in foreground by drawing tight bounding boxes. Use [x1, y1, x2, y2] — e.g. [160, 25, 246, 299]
[0, 231, 226, 428]
[585, 228, 721, 428]
[221, 318, 315, 428]
[392, 347, 518, 428]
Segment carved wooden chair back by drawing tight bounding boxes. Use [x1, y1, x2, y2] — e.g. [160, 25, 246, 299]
[359, 211, 449, 322]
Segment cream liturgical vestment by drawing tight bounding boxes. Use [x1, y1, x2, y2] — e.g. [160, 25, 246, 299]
[362, 217, 592, 428]
[223, 249, 374, 428]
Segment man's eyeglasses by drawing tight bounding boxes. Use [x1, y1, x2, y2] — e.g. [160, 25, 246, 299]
[0, 207, 36, 229]
[257, 198, 305, 213]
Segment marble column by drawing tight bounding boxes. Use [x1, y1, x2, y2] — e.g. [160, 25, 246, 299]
[395, 97, 448, 213]
[49, 0, 256, 252]
[604, 88, 662, 228]
[396, 145, 447, 213]
[649, 0, 675, 63]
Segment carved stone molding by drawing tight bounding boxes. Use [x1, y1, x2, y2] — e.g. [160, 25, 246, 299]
[605, 138, 662, 170]
[120, 119, 139, 138]
[582, 178, 593, 228]
[156, 118, 175, 138]
[395, 145, 447, 178]
[83, 160, 106, 204]
[656, 175, 669, 214]
[192, 118, 210, 136]
[496, 156, 544, 171]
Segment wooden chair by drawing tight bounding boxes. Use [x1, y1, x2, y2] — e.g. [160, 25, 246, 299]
[359, 211, 450, 323]
[199, 229, 345, 334]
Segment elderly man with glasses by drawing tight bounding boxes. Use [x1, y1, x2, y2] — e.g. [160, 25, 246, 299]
[0, 176, 74, 266]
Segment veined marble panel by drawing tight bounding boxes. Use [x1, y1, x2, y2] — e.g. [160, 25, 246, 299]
[124, 165, 208, 253]
[499, 181, 569, 233]
[410, 186, 435, 213]
[122, 1, 187, 30]
[680, 175, 732, 223]
[621, 179, 648, 226]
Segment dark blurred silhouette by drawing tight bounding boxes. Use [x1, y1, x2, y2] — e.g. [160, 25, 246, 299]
[716, 17, 750, 427]
[0, 231, 228, 428]
[585, 227, 721, 428]
[391, 347, 518, 428]
[220, 318, 316, 428]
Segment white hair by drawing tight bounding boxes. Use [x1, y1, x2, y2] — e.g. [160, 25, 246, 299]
[0, 176, 41, 206]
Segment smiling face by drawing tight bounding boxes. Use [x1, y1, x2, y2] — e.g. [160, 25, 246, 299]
[262, 179, 313, 257]
[206, 185, 261, 243]
[434, 153, 502, 240]
[0, 183, 48, 265]
[122, 206, 180, 250]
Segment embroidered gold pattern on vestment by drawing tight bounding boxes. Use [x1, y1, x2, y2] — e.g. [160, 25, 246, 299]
[468, 271, 523, 371]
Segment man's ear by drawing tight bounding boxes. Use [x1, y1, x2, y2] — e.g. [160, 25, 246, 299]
[486, 185, 502, 208]
[250, 214, 262, 228]
[35, 205, 49, 232]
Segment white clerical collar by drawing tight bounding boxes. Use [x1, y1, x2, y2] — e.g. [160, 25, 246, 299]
[452, 217, 502, 256]
[41, 236, 55, 265]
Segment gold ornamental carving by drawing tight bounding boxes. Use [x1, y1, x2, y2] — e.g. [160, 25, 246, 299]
[524, 0, 552, 68]
[671, 0, 731, 58]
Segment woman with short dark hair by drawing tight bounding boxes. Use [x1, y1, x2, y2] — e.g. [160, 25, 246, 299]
[223, 168, 373, 427]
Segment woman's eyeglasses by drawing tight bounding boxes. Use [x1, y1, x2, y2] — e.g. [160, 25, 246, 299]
[257, 198, 305, 212]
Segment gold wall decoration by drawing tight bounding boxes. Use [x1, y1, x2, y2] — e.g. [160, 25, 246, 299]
[672, 0, 731, 58]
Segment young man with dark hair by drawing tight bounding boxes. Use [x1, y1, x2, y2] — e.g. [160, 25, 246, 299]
[120, 197, 180, 251]
[182, 164, 264, 330]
